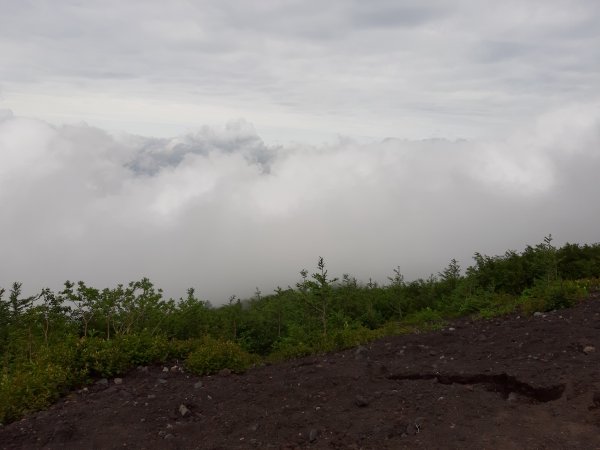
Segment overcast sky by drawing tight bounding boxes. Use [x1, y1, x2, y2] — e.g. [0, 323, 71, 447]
[1, 0, 599, 302]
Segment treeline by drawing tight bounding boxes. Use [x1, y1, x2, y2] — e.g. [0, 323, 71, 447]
[1, 237, 600, 423]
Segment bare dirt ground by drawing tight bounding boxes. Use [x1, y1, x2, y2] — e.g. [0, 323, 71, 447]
[2, 295, 600, 449]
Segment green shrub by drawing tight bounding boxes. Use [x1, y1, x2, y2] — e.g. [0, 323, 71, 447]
[0, 356, 74, 424]
[325, 325, 381, 351]
[167, 338, 204, 360]
[404, 307, 444, 328]
[74, 337, 131, 377]
[114, 333, 172, 366]
[269, 340, 315, 362]
[472, 292, 519, 319]
[520, 279, 588, 315]
[185, 337, 256, 375]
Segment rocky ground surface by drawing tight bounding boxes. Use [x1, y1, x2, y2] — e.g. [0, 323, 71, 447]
[2, 295, 600, 449]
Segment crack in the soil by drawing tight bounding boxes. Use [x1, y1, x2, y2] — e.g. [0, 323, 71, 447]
[388, 372, 565, 403]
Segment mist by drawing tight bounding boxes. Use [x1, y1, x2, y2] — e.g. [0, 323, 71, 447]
[1, 104, 598, 303]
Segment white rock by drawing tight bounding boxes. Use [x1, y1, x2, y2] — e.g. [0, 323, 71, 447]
[179, 404, 190, 417]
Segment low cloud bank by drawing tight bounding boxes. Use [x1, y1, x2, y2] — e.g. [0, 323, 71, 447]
[0, 105, 599, 302]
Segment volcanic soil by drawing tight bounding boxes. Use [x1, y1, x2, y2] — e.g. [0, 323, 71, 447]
[2, 295, 600, 449]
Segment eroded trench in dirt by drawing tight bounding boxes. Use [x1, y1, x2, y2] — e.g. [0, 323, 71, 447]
[388, 372, 565, 403]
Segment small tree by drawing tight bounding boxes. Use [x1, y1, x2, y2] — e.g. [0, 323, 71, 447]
[297, 257, 338, 336]
[387, 266, 406, 321]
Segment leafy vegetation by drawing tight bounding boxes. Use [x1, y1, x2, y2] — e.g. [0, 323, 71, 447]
[1, 236, 600, 424]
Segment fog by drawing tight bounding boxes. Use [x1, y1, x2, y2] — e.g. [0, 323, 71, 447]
[1, 105, 598, 302]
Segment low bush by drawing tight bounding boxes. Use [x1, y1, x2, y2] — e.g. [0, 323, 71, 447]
[185, 337, 256, 375]
[404, 307, 444, 328]
[0, 347, 77, 424]
[520, 279, 588, 315]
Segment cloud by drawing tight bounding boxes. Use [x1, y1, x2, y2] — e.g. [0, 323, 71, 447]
[0, 105, 599, 302]
[2, 0, 600, 143]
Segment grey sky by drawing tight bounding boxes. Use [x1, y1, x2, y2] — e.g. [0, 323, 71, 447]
[0, 1, 599, 301]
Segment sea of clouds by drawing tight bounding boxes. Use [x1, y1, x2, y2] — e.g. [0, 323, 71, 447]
[0, 105, 598, 302]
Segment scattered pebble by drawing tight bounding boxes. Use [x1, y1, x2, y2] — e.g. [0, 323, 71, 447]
[354, 395, 369, 407]
[354, 346, 369, 359]
[583, 346, 595, 354]
[179, 404, 190, 417]
[309, 428, 319, 442]
[194, 381, 203, 389]
[114, 378, 123, 385]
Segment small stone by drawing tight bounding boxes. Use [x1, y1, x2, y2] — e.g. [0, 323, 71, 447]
[219, 368, 231, 376]
[179, 404, 190, 417]
[414, 417, 425, 432]
[533, 312, 543, 317]
[354, 395, 369, 407]
[354, 346, 368, 359]
[507, 392, 518, 402]
[147, 394, 156, 399]
[448, 327, 455, 331]
[158, 431, 166, 437]
[583, 346, 595, 354]
[405, 423, 417, 435]
[164, 434, 173, 439]
[157, 379, 167, 384]
[96, 378, 108, 386]
[194, 381, 203, 389]
[309, 428, 319, 442]
[114, 378, 123, 385]
[170, 366, 179, 373]
[140, 418, 145, 423]
[162, 367, 169, 372]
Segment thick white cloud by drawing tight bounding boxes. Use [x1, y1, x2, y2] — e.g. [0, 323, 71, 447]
[0, 106, 598, 302]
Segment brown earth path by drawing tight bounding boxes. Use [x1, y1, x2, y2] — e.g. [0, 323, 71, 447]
[2, 295, 600, 449]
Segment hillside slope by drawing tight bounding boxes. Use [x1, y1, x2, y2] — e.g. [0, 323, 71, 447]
[2, 295, 600, 449]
